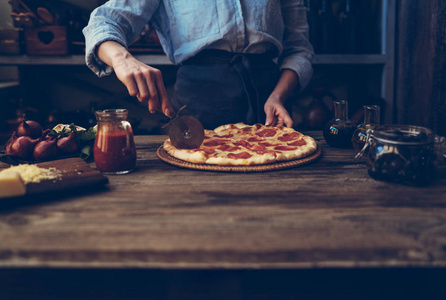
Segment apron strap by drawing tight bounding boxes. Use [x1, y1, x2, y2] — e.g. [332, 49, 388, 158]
[229, 54, 261, 124]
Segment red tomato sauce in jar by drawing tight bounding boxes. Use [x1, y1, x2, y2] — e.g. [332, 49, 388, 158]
[94, 129, 136, 173]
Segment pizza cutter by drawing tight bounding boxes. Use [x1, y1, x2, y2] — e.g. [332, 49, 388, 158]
[162, 105, 204, 149]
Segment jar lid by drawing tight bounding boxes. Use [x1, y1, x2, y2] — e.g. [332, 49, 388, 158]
[95, 109, 128, 120]
[371, 124, 435, 145]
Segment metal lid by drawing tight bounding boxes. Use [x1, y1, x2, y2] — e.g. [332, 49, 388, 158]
[94, 109, 128, 120]
[371, 124, 435, 145]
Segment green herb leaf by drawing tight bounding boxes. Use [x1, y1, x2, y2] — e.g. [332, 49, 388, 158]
[80, 144, 93, 160]
[76, 126, 97, 143]
[69, 123, 78, 133]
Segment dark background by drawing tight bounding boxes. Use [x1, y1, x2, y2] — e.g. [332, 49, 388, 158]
[1, 0, 444, 140]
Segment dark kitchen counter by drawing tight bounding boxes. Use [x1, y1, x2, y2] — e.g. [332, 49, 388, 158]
[1, 132, 445, 299]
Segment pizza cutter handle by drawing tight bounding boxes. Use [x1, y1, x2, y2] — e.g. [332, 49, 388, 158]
[161, 105, 188, 130]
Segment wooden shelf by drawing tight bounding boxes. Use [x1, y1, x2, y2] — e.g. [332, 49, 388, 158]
[0, 80, 19, 89]
[312, 54, 387, 64]
[0, 54, 171, 66]
[0, 54, 387, 66]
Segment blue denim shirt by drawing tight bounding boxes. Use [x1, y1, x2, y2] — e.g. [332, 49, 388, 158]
[83, 0, 314, 89]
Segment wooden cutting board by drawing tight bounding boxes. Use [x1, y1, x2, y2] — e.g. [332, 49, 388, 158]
[14, 157, 108, 196]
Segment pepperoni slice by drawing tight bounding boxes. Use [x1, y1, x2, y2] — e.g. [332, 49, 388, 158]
[201, 147, 215, 154]
[278, 132, 301, 142]
[256, 129, 277, 137]
[217, 144, 241, 152]
[227, 146, 241, 152]
[218, 144, 231, 151]
[288, 139, 307, 146]
[247, 137, 260, 142]
[248, 144, 266, 152]
[274, 145, 298, 151]
[203, 139, 229, 147]
[218, 133, 234, 138]
[203, 140, 220, 147]
[259, 142, 274, 147]
[234, 140, 251, 148]
[228, 152, 252, 159]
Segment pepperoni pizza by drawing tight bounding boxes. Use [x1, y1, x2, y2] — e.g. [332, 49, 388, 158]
[163, 123, 317, 166]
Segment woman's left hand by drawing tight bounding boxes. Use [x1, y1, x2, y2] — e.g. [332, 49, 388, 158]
[264, 69, 299, 128]
[264, 96, 294, 128]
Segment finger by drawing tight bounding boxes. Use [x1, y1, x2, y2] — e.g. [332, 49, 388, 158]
[275, 106, 294, 128]
[121, 73, 139, 98]
[283, 113, 294, 128]
[154, 70, 171, 117]
[146, 72, 160, 114]
[274, 114, 284, 128]
[264, 106, 275, 126]
[134, 73, 150, 103]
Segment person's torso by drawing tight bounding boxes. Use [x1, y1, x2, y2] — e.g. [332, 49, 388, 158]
[151, 0, 284, 64]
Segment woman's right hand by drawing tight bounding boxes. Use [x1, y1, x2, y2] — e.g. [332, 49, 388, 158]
[97, 41, 171, 117]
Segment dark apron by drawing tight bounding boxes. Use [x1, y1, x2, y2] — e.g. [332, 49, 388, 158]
[171, 50, 280, 130]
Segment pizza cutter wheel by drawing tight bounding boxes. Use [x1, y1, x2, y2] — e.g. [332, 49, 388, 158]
[163, 105, 204, 149]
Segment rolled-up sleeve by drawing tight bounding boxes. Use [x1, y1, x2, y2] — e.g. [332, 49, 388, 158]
[82, 0, 160, 77]
[279, 0, 314, 90]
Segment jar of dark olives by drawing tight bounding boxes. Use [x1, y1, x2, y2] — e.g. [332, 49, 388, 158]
[361, 125, 439, 186]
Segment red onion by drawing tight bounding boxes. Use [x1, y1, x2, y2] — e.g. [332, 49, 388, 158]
[16, 119, 43, 139]
[33, 137, 58, 161]
[57, 131, 79, 154]
[9, 136, 40, 159]
[40, 128, 52, 140]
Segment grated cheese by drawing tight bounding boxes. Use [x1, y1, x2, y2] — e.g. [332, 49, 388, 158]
[0, 164, 62, 184]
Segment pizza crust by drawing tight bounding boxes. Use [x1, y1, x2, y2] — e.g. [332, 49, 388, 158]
[206, 150, 276, 166]
[274, 136, 317, 162]
[163, 139, 207, 164]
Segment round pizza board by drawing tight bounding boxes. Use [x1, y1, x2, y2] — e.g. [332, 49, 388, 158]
[157, 145, 322, 173]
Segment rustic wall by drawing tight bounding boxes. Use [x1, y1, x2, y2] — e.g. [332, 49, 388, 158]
[396, 0, 446, 136]
[0, 1, 18, 82]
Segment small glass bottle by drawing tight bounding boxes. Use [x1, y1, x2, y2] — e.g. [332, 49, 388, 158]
[94, 109, 136, 174]
[352, 105, 381, 153]
[323, 100, 356, 148]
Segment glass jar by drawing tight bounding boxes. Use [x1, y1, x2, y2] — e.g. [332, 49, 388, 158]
[352, 105, 381, 153]
[94, 109, 136, 174]
[323, 100, 356, 148]
[363, 125, 439, 186]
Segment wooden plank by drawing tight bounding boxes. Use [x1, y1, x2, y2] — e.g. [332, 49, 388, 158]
[0, 54, 172, 66]
[0, 54, 387, 66]
[312, 54, 387, 64]
[0, 133, 445, 269]
[27, 157, 108, 194]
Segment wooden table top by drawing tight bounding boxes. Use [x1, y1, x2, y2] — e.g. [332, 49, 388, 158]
[1, 132, 446, 269]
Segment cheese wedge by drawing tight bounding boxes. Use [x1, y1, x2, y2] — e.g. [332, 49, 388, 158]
[0, 171, 26, 198]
